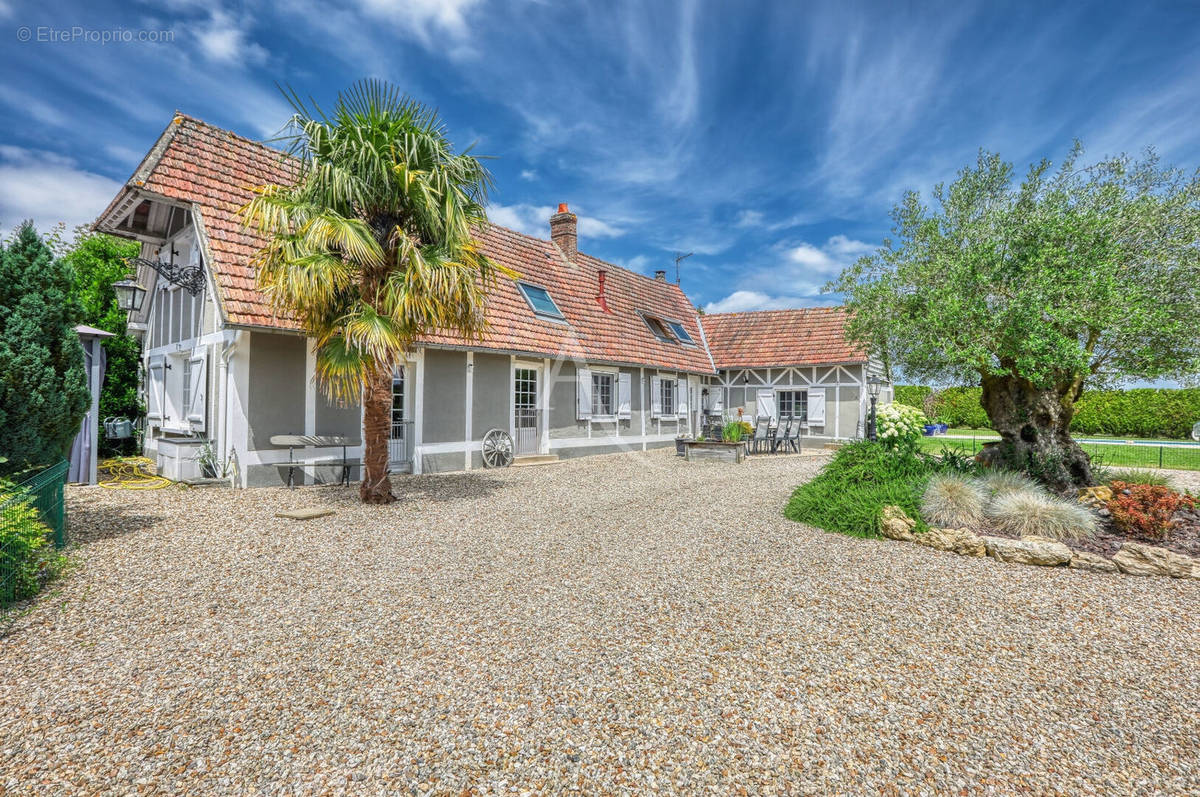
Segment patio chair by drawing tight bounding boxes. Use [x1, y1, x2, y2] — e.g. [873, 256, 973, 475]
[766, 418, 781, 453]
[777, 416, 798, 453]
[750, 416, 769, 453]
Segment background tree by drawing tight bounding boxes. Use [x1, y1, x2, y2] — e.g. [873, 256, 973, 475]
[0, 223, 90, 475]
[244, 80, 513, 504]
[835, 146, 1200, 489]
[63, 229, 142, 455]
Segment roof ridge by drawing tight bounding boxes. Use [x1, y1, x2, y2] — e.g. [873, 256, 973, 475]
[172, 112, 291, 158]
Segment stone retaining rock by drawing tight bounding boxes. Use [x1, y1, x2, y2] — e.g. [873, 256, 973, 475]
[1112, 542, 1199, 579]
[1070, 551, 1120, 573]
[879, 505, 917, 541]
[983, 536, 1072, 566]
[914, 527, 987, 557]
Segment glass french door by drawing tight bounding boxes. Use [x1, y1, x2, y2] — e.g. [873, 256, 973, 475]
[513, 365, 541, 456]
[389, 364, 412, 465]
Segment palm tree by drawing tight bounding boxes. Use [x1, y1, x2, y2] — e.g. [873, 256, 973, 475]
[244, 80, 513, 503]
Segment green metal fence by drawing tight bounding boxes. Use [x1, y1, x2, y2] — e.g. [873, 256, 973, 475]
[918, 435, 1200, 472]
[1, 460, 68, 606]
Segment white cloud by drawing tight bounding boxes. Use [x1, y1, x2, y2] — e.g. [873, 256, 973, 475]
[734, 209, 764, 228]
[356, 0, 483, 48]
[195, 8, 268, 66]
[0, 148, 122, 234]
[519, 169, 538, 181]
[487, 203, 625, 241]
[703, 290, 834, 314]
[0, 86, 66, 128]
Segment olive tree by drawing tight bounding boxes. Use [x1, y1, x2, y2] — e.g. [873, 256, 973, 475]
[835, 146, 1200, 488]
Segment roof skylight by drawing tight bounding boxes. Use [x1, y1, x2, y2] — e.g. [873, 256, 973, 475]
[517, 281, 565, 320]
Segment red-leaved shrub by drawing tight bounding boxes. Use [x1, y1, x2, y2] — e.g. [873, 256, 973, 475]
[1105, 481, 1196, 540]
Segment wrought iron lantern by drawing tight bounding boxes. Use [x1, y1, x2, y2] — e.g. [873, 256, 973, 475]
[866, 375, 884, 441]
[112, 275, 147, 312]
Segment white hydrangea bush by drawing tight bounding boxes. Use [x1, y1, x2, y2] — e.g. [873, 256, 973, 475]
[876, 403, 927, 452]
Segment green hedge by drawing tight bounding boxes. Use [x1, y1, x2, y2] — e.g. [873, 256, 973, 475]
[893, 384, 932, 409]
[898, 385, 1200, 439]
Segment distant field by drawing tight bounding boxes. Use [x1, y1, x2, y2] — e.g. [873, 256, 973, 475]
[918, 434, 1200, 472]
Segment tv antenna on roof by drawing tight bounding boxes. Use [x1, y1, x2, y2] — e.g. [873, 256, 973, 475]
[673, 251, 693, 285]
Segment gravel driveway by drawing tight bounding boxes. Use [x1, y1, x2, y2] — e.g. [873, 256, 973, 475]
[3, 449, 1198, 793]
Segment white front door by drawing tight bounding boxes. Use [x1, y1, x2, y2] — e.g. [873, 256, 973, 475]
[513, 363, 542, 456]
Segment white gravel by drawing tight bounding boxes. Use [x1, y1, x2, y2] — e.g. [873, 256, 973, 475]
[2, 449, 1198, 793]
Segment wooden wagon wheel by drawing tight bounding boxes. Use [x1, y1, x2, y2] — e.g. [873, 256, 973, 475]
[481, 428, 514, 468]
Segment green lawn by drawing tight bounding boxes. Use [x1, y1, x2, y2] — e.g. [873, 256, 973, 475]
[918, 435, 1200, 471]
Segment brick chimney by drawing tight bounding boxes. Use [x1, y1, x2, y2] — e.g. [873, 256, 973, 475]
[549, 203, 577, 262]
[654, 270, 667, 282]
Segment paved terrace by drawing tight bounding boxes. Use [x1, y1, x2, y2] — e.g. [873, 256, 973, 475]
[2, 449, 1197, 792]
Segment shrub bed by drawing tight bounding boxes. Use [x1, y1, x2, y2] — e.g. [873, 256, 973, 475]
[784, 441, 976, 537]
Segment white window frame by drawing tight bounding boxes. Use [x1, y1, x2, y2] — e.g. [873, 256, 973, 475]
[778, 389, 808, 421]
[590, 367, 617, 420]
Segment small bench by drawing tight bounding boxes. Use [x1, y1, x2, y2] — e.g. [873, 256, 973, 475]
[269, 435, 360, 488]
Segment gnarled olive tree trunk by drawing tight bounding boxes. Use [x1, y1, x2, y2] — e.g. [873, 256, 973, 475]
[977, 373, 1093, 490]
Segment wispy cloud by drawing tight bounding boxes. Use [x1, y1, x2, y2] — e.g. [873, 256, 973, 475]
[704, 290, 831, 314]
[488, 203, 626, 241]
[0, 147, 122, 234]
[194, 8, 268, 66]
[519, 169, 537, 181]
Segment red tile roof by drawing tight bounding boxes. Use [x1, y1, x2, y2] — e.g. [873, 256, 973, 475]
[700, 308, 866, 369]
[96, 114, 713, 373]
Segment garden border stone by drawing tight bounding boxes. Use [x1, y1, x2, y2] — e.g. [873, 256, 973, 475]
[878, 505, 1199, 579]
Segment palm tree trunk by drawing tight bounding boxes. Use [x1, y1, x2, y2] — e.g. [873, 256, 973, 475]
[360, 359, 396, 504]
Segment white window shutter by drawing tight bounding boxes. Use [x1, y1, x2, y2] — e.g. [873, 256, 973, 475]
[808, 388, 826, 425]
[617, 372, 632, 419]
[576, 367, 592, 420]
[147, 357, 165, 421]
[675, 379, 688, 417]
[650, 376, 662, 419]
[188, 346, 208, 430]
[756, 388, 777, 420]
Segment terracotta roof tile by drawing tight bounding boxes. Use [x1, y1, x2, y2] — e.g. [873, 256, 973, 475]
[107, 114, 714, 373]
[700, 308, 866, 368]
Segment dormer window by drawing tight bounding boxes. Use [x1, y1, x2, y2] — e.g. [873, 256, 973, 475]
[517, 281, 565, 320]
[666, 320, 695, 345]
[642, 314, 674, 343]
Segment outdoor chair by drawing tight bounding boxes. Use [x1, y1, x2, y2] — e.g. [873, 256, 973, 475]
[766, 419, 781, 453]
[780, 416, 801, 453]
[750, 416, 769, 453]
[774, 416, 794, 453]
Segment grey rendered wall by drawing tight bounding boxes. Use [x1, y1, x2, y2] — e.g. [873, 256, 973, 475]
[839, 385, 861, 439]
[246, 331, 306, 450]
[547, 362, 646, 439]
[316, 393, 360, 438]
[472, 353, 510, 437]
[422, 348, 467, 444]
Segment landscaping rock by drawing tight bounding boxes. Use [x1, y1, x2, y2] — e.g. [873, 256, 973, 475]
[1077, 485, 1113, 504]
[879, 505, 917, 541]
[1069, 550, 1120, 574]
[983, 536, 1072, 566]
[1111, 542, 1200, 579]
[914, 527, 987, 557]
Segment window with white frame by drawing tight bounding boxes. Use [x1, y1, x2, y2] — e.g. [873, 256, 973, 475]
[592, 371, 614, 416]
[660, 377, 676, 416]
[778, 389, 807, 420]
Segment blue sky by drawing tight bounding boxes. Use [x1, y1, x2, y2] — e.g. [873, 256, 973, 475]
[2, 0, 1198, 314]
